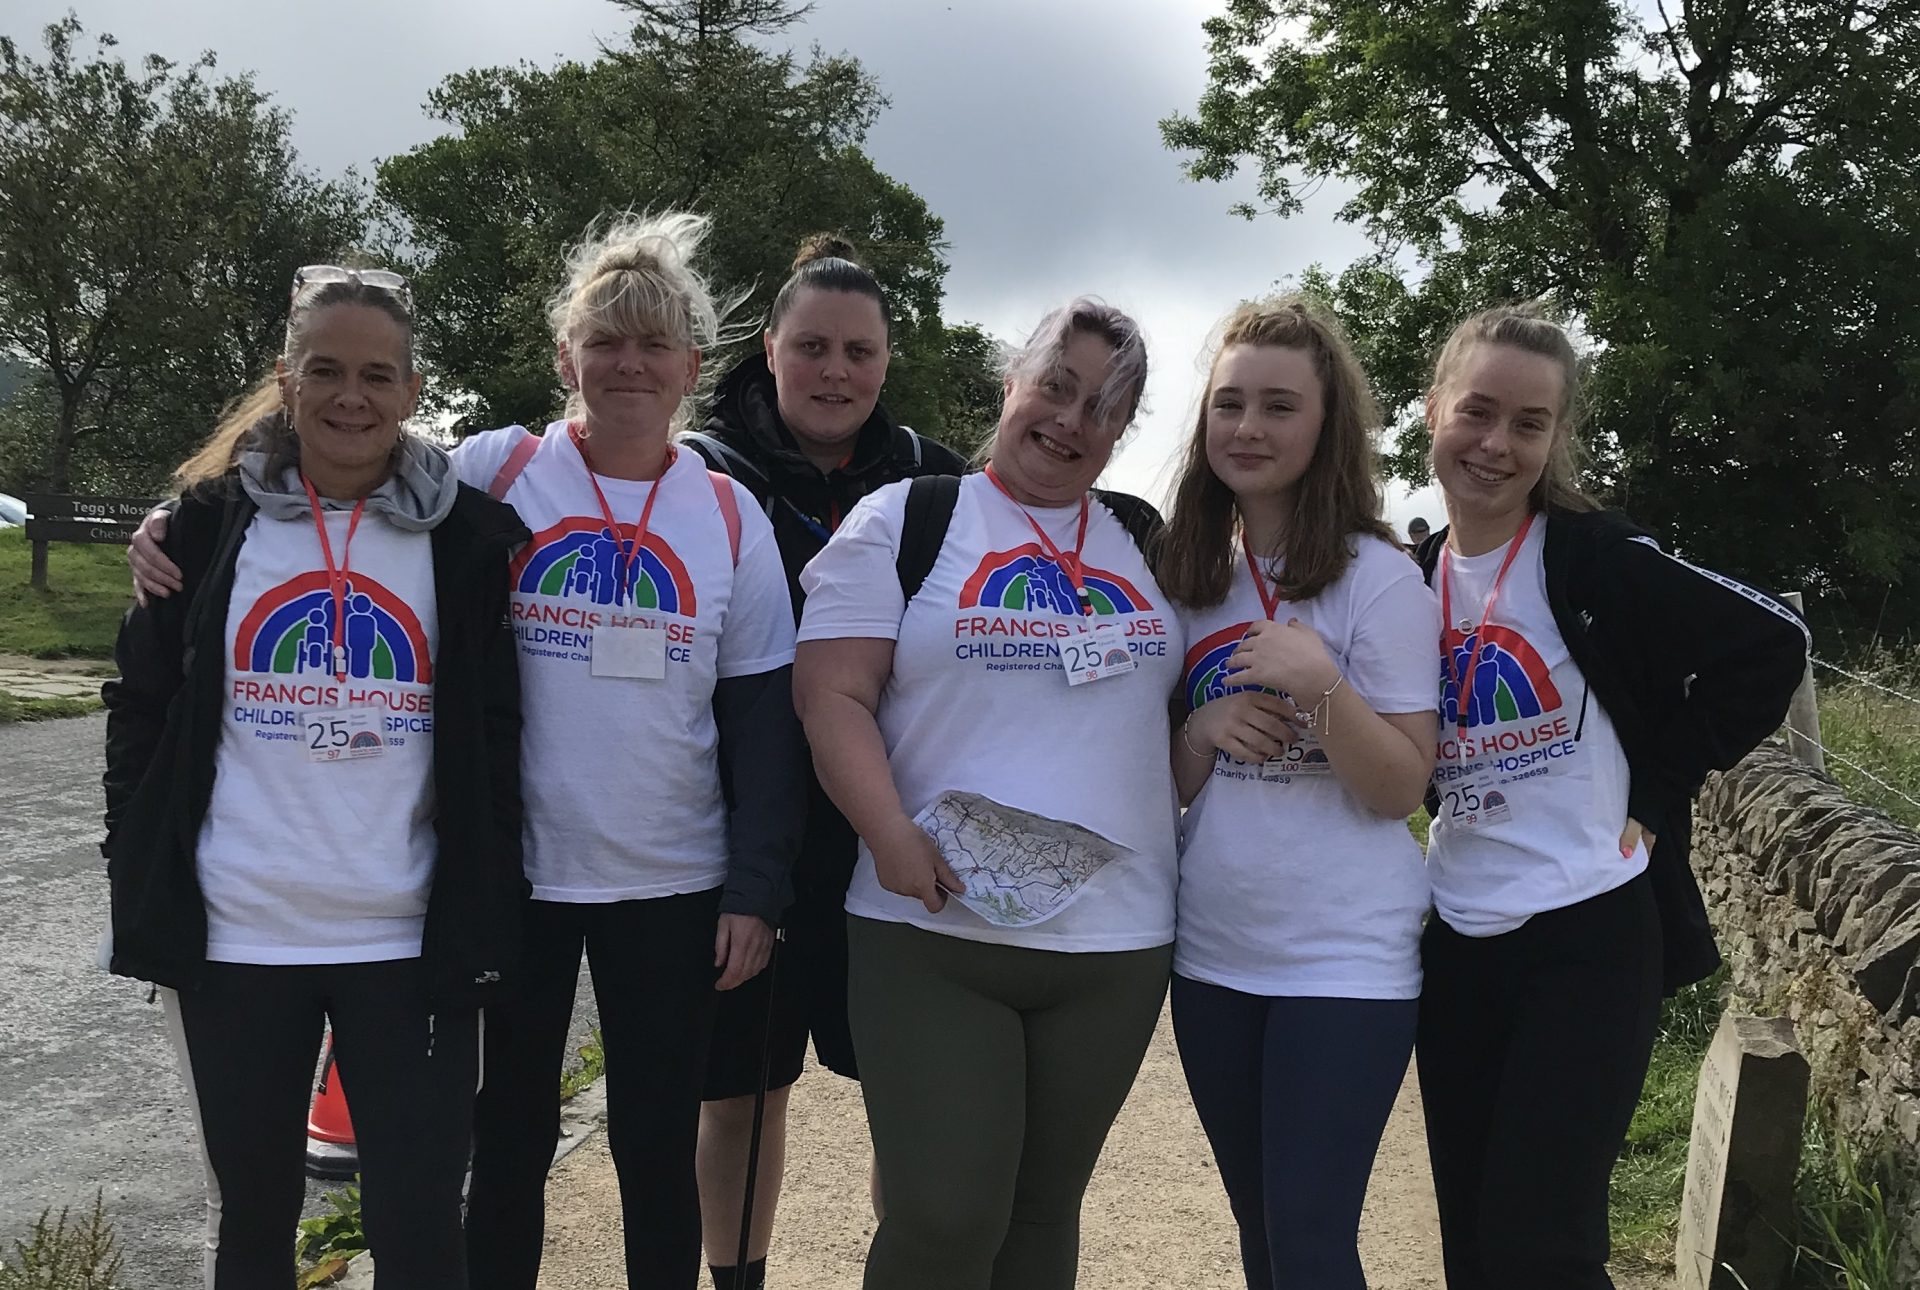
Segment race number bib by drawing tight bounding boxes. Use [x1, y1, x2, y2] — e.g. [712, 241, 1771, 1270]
[302, 707, 386, 763]
[591, 624, 668, 679]
[1060, 619, 1136, 687]
[1437, 781, 1515, 829]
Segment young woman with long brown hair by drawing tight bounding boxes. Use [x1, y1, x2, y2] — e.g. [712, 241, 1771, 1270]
[1158, 296, 1438, 1290]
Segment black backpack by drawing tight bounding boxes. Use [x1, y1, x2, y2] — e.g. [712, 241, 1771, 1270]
[894, 474, 1164, 601]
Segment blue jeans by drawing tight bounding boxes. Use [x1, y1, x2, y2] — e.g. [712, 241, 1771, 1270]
[1171, 976, 1418, 1290]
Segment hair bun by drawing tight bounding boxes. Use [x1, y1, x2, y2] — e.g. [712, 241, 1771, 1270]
[793, 233, 860, 272]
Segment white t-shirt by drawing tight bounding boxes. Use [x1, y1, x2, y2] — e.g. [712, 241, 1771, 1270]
[455, 424, 796, 902]
[1175, 536, 1439, 999]
[797, 475, 1184, 952]
[197, 507, 439, 964]
[1426, 517, 1647, 935]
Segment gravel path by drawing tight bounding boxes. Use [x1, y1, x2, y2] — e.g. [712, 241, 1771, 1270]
[533, 1005, 1675, 1288]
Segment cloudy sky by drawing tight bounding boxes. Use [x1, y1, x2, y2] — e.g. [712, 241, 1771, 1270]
[5, 0, 1442, 530]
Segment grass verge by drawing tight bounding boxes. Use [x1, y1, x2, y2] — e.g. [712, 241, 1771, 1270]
[1609, 970, 1727, 1267]
[0, 692, 103, 723]
[1819, 676, 1920, 832]
[0, 529, 130, 660]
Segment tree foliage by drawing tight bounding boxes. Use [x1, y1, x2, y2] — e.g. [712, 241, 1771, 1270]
[1166, 0, 1920, 644]
[377, 0, 996, 449]
[0, 17, 365, 495]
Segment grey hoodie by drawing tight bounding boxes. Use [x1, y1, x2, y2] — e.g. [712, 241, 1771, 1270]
[238, 425, 460, 530]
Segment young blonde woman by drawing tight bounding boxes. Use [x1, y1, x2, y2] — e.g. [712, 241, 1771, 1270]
[1157, 298, 1437, 1290]
[1414, 305, 1808, 1289]
[103, 269, 526, 1290]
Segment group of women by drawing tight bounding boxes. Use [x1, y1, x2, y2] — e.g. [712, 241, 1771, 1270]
[106, 207, 1810, 1290]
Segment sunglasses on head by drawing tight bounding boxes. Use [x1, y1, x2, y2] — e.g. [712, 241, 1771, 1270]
[292, 264, 413, 313]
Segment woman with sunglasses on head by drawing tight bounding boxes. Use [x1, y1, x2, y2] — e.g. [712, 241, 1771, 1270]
[450, 212, 806, 1290]
[1413, 305, 1808, 1289]
[681, 234, 966, 1290]
[102, 265, 528, 1290]
[1157, 297, 1438, 1290]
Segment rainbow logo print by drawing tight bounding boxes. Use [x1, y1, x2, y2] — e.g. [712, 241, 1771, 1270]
[1181, 623, 1263, 711]
[957, 545, 1151, 616]
[232, 571, 432, 682]
[1441, 624, 1562, 729]
[509, 518, 698, 617]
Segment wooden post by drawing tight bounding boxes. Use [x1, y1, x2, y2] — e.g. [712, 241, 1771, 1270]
[1782, 592, 1824, 772]
[29, 538, 48, 591]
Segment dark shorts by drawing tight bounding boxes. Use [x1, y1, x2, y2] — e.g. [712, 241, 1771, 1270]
[703, 893, 858, 1099]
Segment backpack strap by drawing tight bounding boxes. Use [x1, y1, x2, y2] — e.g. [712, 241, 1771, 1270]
[486, 428, 541, 502]
[1092, 488, 1166, 568]
[708, 471, 741, 567]
[896, 474, 963, 603]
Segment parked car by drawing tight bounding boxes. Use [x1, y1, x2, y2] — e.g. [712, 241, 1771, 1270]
[0, 493, 25, 527]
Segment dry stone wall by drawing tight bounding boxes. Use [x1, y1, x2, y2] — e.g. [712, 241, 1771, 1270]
[1693, 744, 1920, 1268]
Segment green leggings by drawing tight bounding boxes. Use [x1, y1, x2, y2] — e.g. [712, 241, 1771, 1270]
[847, 916, 1172, 1290]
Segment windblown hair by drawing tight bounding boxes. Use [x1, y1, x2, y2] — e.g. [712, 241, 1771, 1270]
[768, 232, 892, 341]
[973, 297, 1149, 469]
[549, 210, 748, 425]
[1430, 303, 1596, 514]
[1159, 296, 1394, 608]
[173, 280, 413, 492]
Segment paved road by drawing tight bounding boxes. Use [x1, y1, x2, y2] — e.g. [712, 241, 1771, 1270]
[0, 714, 211, 1286]
[0, 714, 598, 1285]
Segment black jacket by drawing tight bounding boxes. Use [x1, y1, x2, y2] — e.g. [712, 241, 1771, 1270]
[688, 351, 969, 617]
[101, 478, 531, 1005]
[687, 352, 967, 907]
[1418, 507, 1810, 993]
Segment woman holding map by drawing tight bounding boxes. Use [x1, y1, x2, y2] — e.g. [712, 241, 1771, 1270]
[1413, 304, 1808, 1288]
[793, 297, 1181, 1290]
[1155, 297, 1439, 1290]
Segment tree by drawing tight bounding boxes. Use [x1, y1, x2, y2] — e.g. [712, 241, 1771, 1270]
[1165, 1, 1920, 644]
[0, 17, 365, 515]
[376, 0, 995, 450]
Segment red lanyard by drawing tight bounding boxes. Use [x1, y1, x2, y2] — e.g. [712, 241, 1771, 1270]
[1241, 532, 1284, 621]
[571, 423, 674, 595]
[300, 475, 368, 682]
[827, 452, 854, 532]
[983, 464, 1092, 615]
[1439, 512, 1536, 730]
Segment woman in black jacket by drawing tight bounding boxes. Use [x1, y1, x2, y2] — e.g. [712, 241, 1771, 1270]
[103, 270, 527, 1290]
[681, 235, 966, 1290]
[1412, 304, 1809, 1290]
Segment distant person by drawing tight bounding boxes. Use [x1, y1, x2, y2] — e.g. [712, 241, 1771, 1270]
[1157, 297, 1437, 1290]
[1405, 515, 1430, 554]
[679, 235, 966, 1290]
[794, 297, 1180, 1290]
[102, 266, 527, 1290]
[1415, 304, 1809, 1289]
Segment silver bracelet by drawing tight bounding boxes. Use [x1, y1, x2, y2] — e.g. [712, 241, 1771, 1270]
[1180, 710, 1210, 759]
[1300, 671, 1346, 734]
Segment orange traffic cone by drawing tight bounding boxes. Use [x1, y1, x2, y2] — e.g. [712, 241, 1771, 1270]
[305, 1035, 360, 1180]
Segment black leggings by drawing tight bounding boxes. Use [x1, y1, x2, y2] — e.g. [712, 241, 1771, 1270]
[1417, 873, 1663, 1290]
[163, 959, 478, 1290]
[466, 890, 722, 1290]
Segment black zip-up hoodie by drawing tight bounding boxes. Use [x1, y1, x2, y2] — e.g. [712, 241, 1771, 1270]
[685, 352, 968, 907]
[101, 476, 530, 1006]
[1418, 507, 1810, 993]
